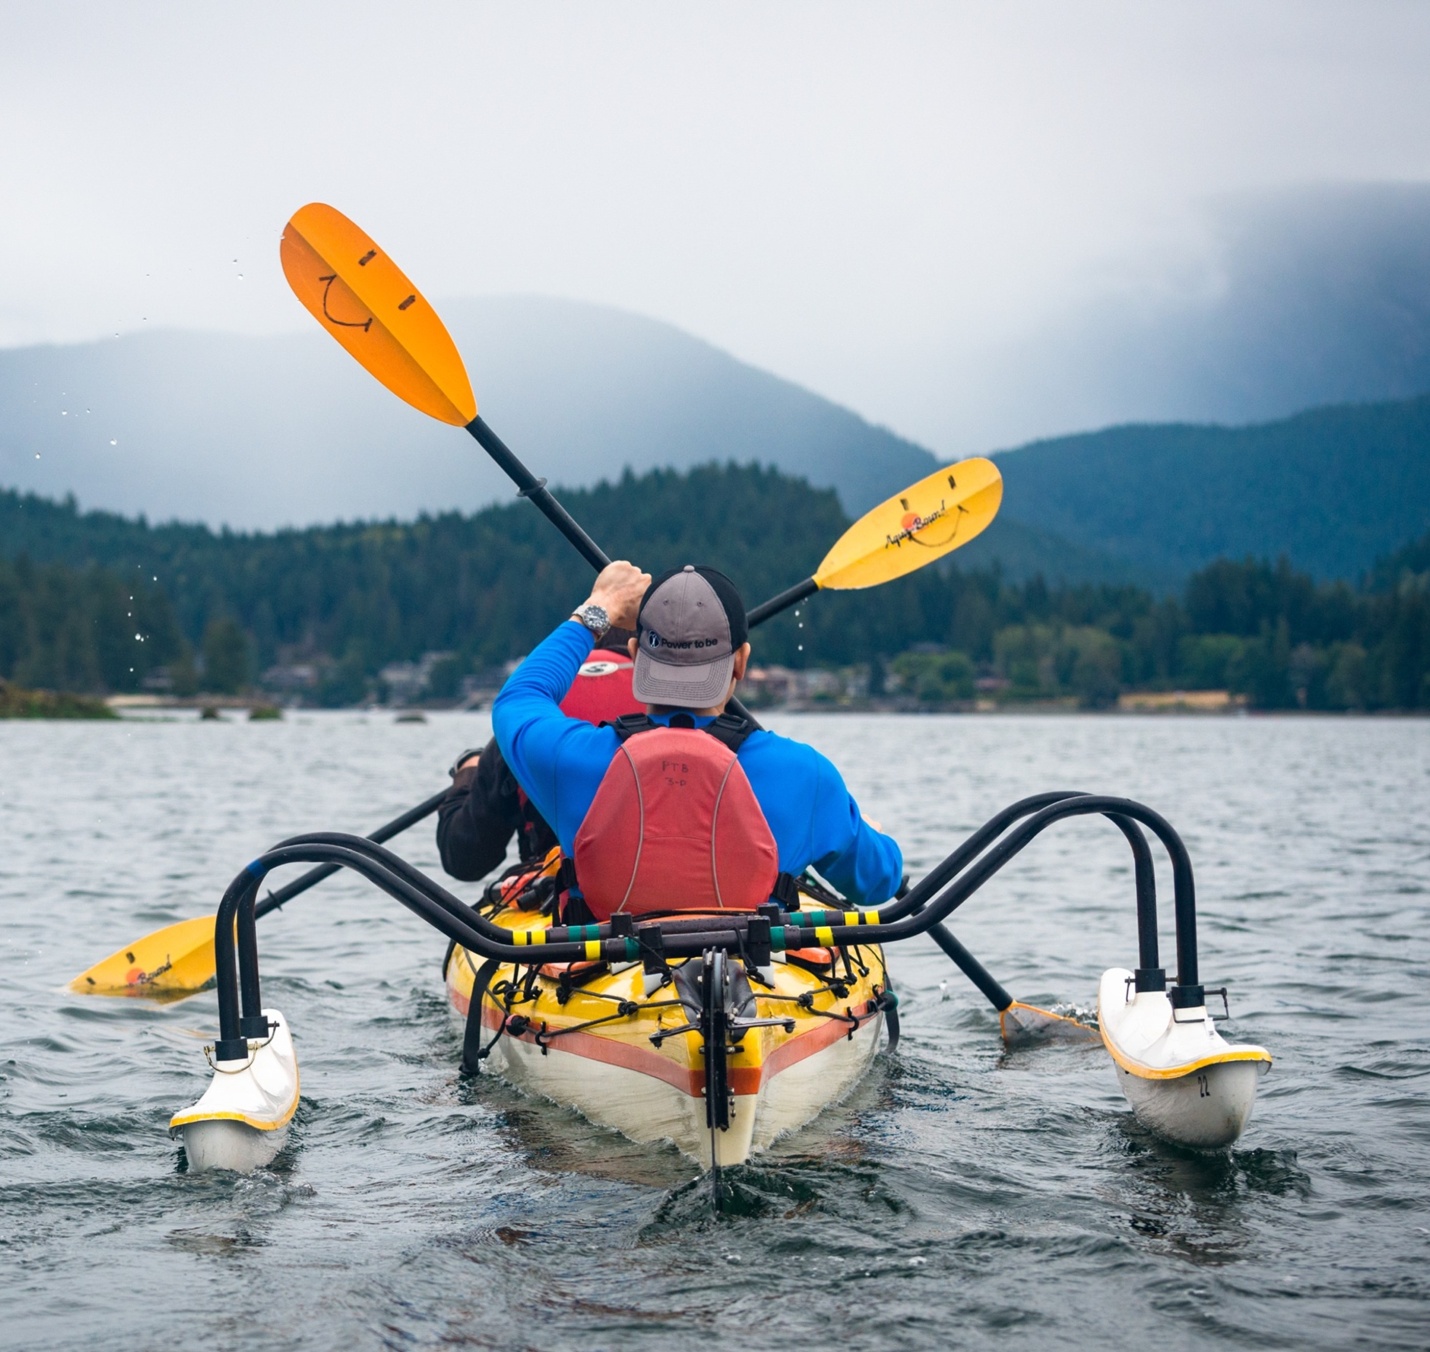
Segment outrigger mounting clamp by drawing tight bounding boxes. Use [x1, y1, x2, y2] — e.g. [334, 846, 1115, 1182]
[637, 926, 666, 975]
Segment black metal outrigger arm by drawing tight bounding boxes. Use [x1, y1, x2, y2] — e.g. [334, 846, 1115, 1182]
[208, 793, 1203, 1062]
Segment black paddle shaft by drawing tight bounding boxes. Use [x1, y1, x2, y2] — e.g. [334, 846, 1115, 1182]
[466, 417, 609, 570]
[254, 787, 449, 919]
[746, 576, 818, 628]
[465, 413, 762, 723]
[468, 413, 813, 635]
[926, 921, 1013, 1012]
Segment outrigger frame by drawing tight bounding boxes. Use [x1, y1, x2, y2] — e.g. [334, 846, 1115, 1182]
[176, 787, 1270, 1176]
[209, 792, 1203, 1062]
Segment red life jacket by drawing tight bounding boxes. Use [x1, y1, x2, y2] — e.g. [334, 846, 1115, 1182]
[559, 649, 638, 726]
[572, 715, 780, 920]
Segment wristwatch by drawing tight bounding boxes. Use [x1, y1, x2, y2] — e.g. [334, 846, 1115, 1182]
[570, 602, 610, 639]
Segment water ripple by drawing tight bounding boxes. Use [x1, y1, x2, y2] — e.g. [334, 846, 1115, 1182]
[1, 712, 1427, 1349]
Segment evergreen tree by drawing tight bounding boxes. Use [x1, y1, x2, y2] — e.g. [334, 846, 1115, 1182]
[201, 617, 251, 694]
[0, 469, 1425, 711]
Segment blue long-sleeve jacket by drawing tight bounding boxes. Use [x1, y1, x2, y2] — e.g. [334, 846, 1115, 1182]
[492, 622, 904, 905]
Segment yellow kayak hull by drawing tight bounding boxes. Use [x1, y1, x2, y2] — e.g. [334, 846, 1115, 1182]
[443, 905, 892, 1168]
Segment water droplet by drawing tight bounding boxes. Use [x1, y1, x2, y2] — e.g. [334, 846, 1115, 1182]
[34, 452, 40, 459]
[134, 633, 142, 641]
[797, 644, 803, 651]
[61, 410, 67, 416]
[110, 439, 117, 446]
[237, 273, 244, 280]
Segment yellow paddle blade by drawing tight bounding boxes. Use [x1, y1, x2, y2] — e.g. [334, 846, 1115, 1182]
[69, 915, 218, 1001]
[999, 1000, 1101, 1047]
[813, 457, 1002, 592]
[281, 202, 477, 426]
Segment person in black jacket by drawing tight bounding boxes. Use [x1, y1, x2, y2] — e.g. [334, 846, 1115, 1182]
[437, 630, 637, 883]
[437, 735, 557, 881]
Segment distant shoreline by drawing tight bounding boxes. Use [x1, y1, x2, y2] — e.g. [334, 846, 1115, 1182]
[83, 694, 1430, 721]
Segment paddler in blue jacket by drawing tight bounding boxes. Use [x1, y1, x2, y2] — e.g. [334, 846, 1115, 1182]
[492, 560, 903, 909]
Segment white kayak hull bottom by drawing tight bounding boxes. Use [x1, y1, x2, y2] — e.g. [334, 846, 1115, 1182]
[1114, 1057, 1267, 1149]
[178, 1119, 290, 1173]
[484, 1010, 885, 1168]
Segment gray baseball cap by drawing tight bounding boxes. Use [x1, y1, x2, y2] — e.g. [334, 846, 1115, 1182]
[632, 564, 748, 708]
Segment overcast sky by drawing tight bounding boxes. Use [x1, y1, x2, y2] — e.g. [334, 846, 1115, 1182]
[3, 1, 1429, 453]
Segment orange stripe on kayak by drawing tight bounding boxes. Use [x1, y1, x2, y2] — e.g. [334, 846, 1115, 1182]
[474, 996, 880, 1098]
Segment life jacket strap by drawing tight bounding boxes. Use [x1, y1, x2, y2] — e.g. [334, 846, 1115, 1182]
[609, 710, 759, 752]
[556, 855, 580, 894]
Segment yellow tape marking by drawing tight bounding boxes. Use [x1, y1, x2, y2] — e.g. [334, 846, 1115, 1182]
[1100, 1033, 1273, 1081]
[815, 925, 834, 947]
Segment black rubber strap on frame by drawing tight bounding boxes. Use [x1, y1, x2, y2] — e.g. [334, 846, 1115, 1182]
[460, 955, 505, 1075]
[881, 992, 901, 1052]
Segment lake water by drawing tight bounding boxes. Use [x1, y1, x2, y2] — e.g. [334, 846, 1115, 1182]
[2, 711, 1427, 1350]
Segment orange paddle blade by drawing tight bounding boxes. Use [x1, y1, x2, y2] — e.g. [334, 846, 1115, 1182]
[281, 202, 476, 426]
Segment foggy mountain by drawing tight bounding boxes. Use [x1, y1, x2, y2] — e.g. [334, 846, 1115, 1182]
[0, 297, 938, 531]
[5, 204, 1430, 587]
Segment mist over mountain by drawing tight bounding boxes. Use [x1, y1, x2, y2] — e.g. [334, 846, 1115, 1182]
[5, 233, 1430, 588]
[941, 184, 1430, 449]
[0, 297, 937, 531]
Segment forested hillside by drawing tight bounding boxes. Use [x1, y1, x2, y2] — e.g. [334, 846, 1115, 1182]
[2, 463, 1426, 710]
[5, 299, 1429, 587]
[995, 394, 1430, 581]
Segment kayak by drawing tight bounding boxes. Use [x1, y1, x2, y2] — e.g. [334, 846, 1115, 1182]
[154, 790, 1270, 1186]
[442, 896, 893, 1169]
